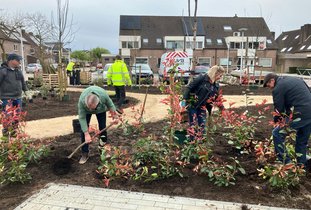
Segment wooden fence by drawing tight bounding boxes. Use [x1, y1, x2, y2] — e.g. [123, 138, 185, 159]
[42, 74, 59, 88]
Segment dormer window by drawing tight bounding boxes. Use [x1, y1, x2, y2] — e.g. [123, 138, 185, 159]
[216, 39, 223, 45]
[280, 48, 287, 52]
[206, 39, 212, 45]
[143, 38, 148, 43]
[156, 38, 162, 44]
[300, 45, 306, 50]
[287, 47, 293, 52]
[295, 35, 300, 39]
[223, 26, 232, 31]
[307, 45, 311, 50]
[282, 35, 288, 40]
[267, 39, 272, 44]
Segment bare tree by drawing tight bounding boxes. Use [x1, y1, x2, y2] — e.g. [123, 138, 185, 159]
[187, 0, 198, 84]
[51, 0, 75, 100]
[24, 12, 53, 73]
[0, 11, 25, 62]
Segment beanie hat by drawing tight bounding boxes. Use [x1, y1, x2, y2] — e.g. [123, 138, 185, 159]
[263, 73, 277, 87]
[7, 53, 22, 62]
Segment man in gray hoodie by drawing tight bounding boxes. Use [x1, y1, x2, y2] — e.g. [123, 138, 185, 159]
[0, 53, 28, 135]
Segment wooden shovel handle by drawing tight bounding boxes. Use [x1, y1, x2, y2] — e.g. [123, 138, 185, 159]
[67, 122, 115, 159]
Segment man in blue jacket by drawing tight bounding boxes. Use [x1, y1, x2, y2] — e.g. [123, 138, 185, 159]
[0, 53, 27, 136]
[263, 73, 311, 168]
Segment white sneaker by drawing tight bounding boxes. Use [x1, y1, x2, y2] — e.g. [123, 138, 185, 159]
[79, 153, 89, 164]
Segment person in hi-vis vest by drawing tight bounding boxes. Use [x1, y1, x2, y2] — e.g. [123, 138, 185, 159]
[107, 55, 132, 114]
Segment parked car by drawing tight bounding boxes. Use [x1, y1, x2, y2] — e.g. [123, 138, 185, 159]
[26, 63, 43, 73]
[91, 63, 111, 83]
[192, 65, 210, 79]
[131, 64, 153, 84]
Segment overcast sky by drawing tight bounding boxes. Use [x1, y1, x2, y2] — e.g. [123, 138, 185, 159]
[1, 0, 310, 54]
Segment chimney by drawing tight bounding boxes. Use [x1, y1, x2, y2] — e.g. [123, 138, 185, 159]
[271, 31, 275, 39]
[300, 24, 311, 43]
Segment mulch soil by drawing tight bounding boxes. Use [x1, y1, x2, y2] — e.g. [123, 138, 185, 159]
[1, 85, 311, 210]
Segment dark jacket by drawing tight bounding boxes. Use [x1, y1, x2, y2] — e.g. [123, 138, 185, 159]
[183, 74, 220, 110]
[273, 76, 311, 128]
[0, 63, 27, 99]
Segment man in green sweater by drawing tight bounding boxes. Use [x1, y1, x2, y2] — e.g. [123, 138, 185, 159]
[78, 86, 118, 164]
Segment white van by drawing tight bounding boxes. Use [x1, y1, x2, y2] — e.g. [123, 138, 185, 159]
[158, 51, 191, 83]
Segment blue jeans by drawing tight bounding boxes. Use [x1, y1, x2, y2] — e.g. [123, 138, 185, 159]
[81, 112, 107, 153]
[188, 106, 207, 140]
[1, 98, 22, 111]
[1, 99, 22, 135]
[273, 123, 311, 165]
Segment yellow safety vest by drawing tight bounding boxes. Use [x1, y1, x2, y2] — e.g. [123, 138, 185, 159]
[107, 60, 132, 86]
[66, 62, 75, 71]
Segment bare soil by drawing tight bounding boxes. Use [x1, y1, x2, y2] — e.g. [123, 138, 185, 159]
[1, 85, 310, 210]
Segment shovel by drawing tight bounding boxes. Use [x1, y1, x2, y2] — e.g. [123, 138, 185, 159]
[67, 122, 115, 159]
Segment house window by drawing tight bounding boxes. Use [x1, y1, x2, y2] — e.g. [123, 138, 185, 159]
[198, 57, 211, 67]
[216, 39, 223, 45]
[259, 58, 272, 67]
[223, 26, 232, 31]
[143, 38, 148, 44]
[280, 48, 287, 52]
[30, 48, 35, 54]
[307, 45, 311, 50]
[156, 38, 162, 44]
[282, 35, 288, 40]
[267, 39, 272, 44]
[135, 57, 148, 64]
[287, 47, 293, 52]
[235, 42, 241, 49]
[295, 35, 300, 39]
[122, 41, 139, 49]
[206, 39, 212, 45]
[220, 58, 230, 66]
[166, 41, 184, 49]
[13, 44, 18, 51]
[300, 45, 306, 50]
[196, 41, 203, 49]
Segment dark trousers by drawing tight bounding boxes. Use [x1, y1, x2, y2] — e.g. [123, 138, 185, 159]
[273, 122, 311, 166]
[188, 106, 207, 140]
[114, 85, 126, 108]
[81, 112, 106, 153]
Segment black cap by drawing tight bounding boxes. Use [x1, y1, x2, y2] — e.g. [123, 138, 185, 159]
[7, 53, 22, 62]
[263, 73, 277, 87]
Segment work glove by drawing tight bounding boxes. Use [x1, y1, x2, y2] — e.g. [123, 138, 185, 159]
[179, 100, 186, 108]
[84, 132, 92, 144]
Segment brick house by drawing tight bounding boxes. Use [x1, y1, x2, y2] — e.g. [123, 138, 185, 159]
[275, 24, 311, 73]
[119, 15, 278, 73]
[0, 26, 33, 64]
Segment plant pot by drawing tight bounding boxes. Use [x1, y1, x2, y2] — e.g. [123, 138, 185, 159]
[174, 130, 188, 144]
[72, 119, 81, 133]
[62, 94, 70, 101]
[249, 85, 258, 90]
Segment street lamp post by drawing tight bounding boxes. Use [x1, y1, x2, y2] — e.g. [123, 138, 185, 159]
[19, 26, 27, 81]
[226, 42, 230, 74]
[239, 28, 248, 84]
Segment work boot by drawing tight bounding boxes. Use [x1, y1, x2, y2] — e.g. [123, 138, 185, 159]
[79, 153, 89, 164]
